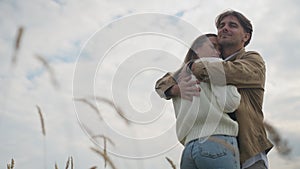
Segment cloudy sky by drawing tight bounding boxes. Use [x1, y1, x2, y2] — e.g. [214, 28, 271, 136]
[1, 0, 300, 168]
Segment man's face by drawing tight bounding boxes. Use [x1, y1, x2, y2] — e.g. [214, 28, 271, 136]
[217, 15, 249, 48]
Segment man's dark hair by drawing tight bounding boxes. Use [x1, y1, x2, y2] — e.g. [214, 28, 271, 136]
[215, 10, 253, 47]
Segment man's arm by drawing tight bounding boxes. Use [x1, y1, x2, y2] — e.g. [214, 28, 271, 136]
[155, 67, 200, 101]
[155, 72, 177, 100]
[190, 52, 265, 88]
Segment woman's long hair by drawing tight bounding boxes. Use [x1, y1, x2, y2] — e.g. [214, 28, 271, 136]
[173, 33, 217, 80]
[183, 33, 217, 64]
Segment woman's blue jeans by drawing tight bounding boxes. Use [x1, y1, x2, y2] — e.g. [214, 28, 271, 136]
[180, 135, 240, 169]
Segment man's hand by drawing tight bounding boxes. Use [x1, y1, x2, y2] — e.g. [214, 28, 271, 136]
[171, 64, 200, 101]
[177, 74, 200, 101]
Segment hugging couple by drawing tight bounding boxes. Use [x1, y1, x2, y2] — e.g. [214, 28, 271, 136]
[155, 10, 273, 169]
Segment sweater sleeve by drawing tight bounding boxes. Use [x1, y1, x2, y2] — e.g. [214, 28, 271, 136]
[212, 85, 241, 113]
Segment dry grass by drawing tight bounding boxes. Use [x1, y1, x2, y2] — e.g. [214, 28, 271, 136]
[81, 125, 116, 168]
[74, 98, 103, 120]
[70, 156, 73, 169]
[165, 157, 176, 169]
[64, 156, 74, 169]
[6, 158, 15, 169]
[89, 166, 97, 169]
[91, 135, 115, 167]
[90, 147, 117, 169]
[264, 121, 291, 156]
[36, 105, 46, 136]
[53, 156, 73, 169]
[35, 54, 59, 89]
[81, 124, 94, 137]
[11, 27, 24, 66]
[65, 157, 70, 169]
[94, 96, 130, 125]
[91, 135, 115, 146]
[75, 96, 130, 125]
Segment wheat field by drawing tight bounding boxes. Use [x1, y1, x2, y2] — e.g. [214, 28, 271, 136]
[1, 1, 300, 168]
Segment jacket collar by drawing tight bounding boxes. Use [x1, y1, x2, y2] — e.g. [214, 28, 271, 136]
[223, 48, 245, 61]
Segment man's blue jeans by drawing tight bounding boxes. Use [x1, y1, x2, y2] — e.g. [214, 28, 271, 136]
[180, 135, 240, 169]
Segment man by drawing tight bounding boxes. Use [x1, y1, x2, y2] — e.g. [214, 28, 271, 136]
[155, 10, 273, 169]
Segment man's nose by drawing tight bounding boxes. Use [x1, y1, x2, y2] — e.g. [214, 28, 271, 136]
[219, 25, 228, 32]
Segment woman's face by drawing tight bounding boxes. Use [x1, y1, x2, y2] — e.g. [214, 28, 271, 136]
[195, 37, 220, 58]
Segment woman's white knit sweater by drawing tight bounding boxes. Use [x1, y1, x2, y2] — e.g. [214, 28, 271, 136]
[172, 58, 241, 145]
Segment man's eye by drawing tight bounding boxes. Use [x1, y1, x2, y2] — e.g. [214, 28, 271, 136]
[230, 23, 238, 28]
[218, 23, 224, 28]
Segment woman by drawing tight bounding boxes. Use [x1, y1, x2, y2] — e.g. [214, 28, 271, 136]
[171, 34, 241, 169]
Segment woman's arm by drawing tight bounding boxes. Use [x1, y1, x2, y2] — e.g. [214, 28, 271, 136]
[212, 85, 241, 113]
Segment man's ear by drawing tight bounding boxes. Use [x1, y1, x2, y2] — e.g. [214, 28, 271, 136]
[243, 32, 250, 43]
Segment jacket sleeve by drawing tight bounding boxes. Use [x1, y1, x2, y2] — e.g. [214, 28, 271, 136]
[192, 52, 266, 88]
[212, 85, 241, 113]
[155, 72, 177, 100]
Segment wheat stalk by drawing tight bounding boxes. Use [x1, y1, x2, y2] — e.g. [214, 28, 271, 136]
[89, 166, 97, 169]
[91, 135, 115, 168]
[11, 158, 15, 169]
[82, 125, 115, 168]
[36, 105, 46, 136]
[65, 156, 70, 169]
[165, 157, 176, 169]
[70, 156, 73, 169]
[65, 157, 73, 169]
[91, 135, 115, 146]
[12, 26, 24, 65]
[81, 124, 94, 137]
[74, 98, 102, 120]
[35, 54, 59, 89]
[94, 96, 130, 125]
[7, 158, 15, 169]
[90, 147, 117, 169]
[104, 138, 107, 168]
[264, 121, 291, 156]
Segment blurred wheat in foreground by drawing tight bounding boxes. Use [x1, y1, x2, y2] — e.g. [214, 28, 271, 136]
[91, 147, 117, 169]
[11, 26, 24, 66]
[166, 157, 176, 169]
[65, 156, 74, 169]
[36, 105, 46, 136]
[54, 156, 73, 169]
[35, 54, 59, 89]
[7, 158, 15, 169]
[74, 98, 103, 120]
[94, 96, 130, 125]
[91, 135, 115, 168]
[264, 121, 291, 156]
